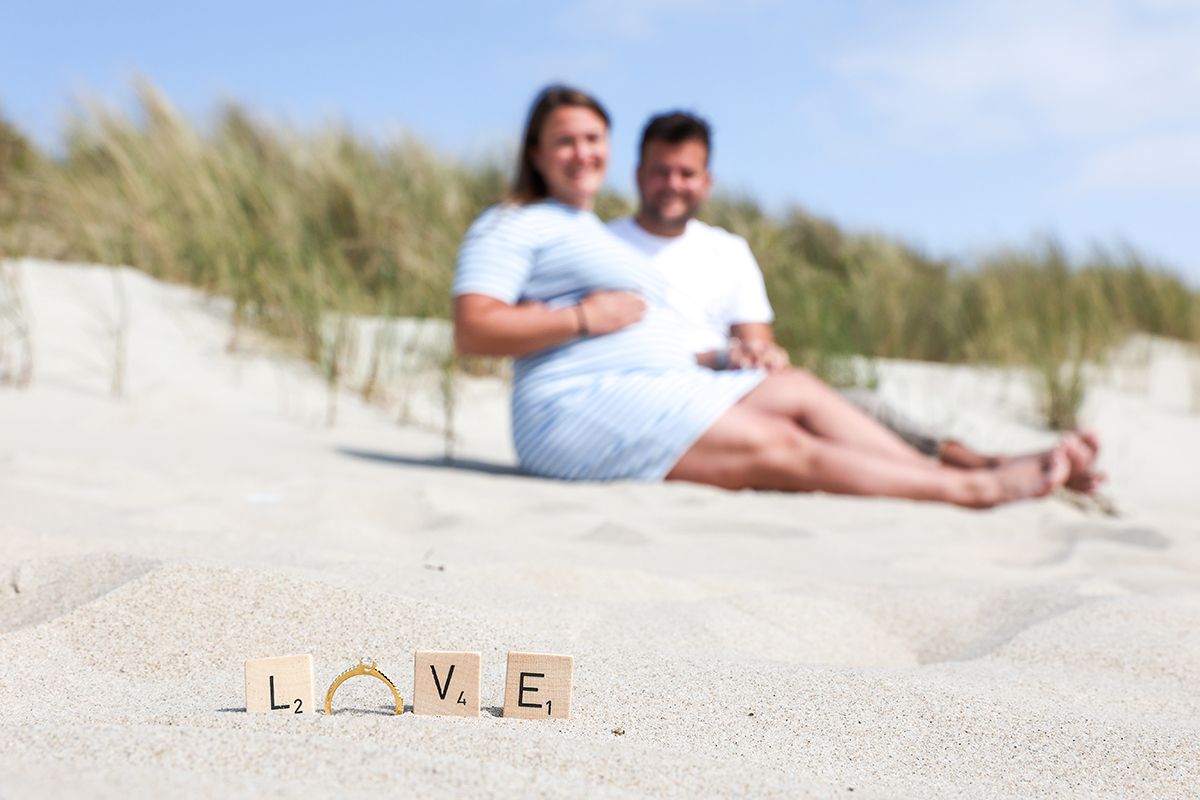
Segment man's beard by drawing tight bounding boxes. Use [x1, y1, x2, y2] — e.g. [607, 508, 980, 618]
[643, 195, 697, 233]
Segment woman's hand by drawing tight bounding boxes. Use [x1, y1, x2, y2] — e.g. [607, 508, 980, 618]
[578, 290, 646, 336]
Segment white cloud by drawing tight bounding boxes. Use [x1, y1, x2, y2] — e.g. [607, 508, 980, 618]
[829, 0, 1200, 151]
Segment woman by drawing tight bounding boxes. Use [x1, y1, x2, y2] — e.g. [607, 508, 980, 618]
[454, 85, 1070, 507]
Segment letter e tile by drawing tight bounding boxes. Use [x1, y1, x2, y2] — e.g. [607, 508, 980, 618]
[502, 652, 572, 720]
[413, 651, 482, 717]
[244, 654, 315, 715]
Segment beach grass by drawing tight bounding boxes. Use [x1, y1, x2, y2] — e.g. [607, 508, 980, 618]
[0, 261, 33, 388]
[704, 199, 1198, 428]
[2, 85, 1198, 429]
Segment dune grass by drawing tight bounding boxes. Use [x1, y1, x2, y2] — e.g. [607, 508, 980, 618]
[0, 122, 35, 386]
[703, 199, 1198, 427]
[2, 85, 1198, 429]
[0, 261, 32, 388]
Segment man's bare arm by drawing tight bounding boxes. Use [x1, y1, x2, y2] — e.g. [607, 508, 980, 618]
[730, 322, 775, 345]
[729, 323, 790, 371]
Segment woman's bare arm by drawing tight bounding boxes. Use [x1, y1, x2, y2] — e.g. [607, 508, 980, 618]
[454, 291, 646, 357]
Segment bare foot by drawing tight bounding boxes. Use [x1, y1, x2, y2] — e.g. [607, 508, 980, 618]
[1062, 431, 1105, 493]
[960, 448, 1071, 508]
[943, 429, 1105, 495]
[938, 439, 1000, 470]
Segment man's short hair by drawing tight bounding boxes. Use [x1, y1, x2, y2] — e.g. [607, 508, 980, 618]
[639, 111, 712, 166]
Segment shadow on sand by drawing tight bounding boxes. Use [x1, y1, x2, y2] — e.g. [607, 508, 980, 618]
[337, 447, 523, 477]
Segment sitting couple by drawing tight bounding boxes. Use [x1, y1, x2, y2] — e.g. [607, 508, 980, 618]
[453, 85, 1102, 508]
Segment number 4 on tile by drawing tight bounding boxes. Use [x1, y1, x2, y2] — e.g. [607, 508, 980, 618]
[413, 651, 482, 717]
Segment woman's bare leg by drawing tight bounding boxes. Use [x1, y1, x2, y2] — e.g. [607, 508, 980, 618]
[667, 405, 1069, 508]
[740, 369, 937, 467]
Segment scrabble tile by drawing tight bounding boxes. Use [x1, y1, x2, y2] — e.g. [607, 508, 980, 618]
[244, 654, 315, 715]
[412, 651, 482, 717]
[502, 652, 573, 720]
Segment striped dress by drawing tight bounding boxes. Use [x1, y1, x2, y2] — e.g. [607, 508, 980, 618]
[453, 199, 765, 480]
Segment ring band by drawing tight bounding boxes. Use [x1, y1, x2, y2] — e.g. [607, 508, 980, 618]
[324, 661, 404, 715]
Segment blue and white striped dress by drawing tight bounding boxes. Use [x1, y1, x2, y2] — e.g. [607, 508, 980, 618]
[454, 199, 765, 480]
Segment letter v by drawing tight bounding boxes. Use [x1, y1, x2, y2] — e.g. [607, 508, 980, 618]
[430, 663, 456, 700]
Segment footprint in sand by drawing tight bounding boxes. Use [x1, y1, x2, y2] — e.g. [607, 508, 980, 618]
[578, 522, 651, 545]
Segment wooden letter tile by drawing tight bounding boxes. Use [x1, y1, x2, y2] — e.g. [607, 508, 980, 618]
[412, 651, 482, 717]
[244, 654, 315, 715]
[502, 652, 573, 720]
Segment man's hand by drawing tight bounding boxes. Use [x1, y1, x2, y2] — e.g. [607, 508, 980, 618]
[728, 337, 790, 372]
[578, 290, 646, 336]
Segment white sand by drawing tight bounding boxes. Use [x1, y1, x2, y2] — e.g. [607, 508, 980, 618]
[1, 259, 1198, 798]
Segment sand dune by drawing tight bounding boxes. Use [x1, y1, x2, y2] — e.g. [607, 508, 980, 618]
[2, 260, 1198, 797]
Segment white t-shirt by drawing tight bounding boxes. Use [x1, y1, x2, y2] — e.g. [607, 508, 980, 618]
[607, 217, 774, 353]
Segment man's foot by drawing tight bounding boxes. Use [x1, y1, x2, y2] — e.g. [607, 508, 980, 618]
[959, 447, 1071, 508]
[938, 439, 1000, 470]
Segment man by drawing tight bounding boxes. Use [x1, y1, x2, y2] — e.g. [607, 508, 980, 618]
[608, 111, 1102, 485]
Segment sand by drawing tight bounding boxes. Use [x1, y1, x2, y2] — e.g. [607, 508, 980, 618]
[1, 259, 1198, 798]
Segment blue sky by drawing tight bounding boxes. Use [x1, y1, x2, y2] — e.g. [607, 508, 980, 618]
[4, 0, 1198, 280]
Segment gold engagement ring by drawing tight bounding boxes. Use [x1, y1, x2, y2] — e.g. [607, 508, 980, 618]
[324, 660, 403, 715]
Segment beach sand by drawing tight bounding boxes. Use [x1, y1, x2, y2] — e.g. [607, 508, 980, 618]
[2, 260, 1198, 798]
